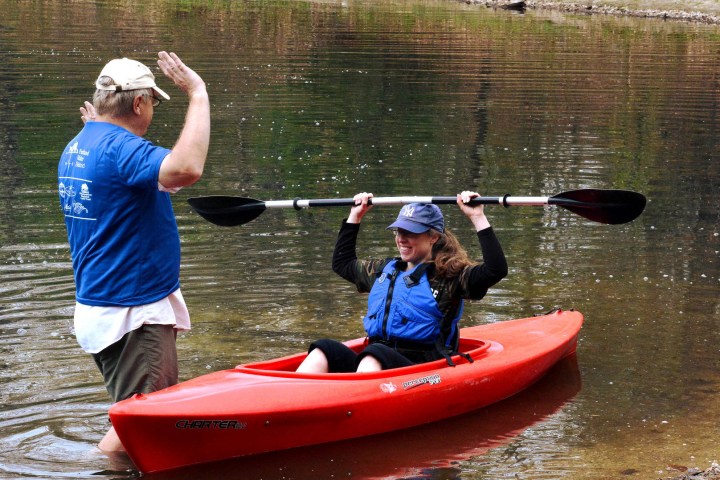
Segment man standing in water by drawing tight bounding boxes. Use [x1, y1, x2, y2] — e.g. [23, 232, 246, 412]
[57, 51, 210, 451]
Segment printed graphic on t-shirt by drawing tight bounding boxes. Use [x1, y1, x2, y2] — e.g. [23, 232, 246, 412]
[63, 142, 90, 169]
[59, 140, 96, 221]
[59, 177, 94, 220]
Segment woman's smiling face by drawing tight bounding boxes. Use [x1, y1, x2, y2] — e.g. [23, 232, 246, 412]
[393, 228, 439, 268]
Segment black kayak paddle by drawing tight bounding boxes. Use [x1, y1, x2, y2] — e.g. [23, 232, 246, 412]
[187, 189, 646, 227]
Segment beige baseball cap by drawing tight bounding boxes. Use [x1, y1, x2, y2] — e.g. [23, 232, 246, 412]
[95, 58, 170, 101]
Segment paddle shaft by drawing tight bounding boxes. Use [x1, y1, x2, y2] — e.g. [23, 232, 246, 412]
[264, 195, 553, 210]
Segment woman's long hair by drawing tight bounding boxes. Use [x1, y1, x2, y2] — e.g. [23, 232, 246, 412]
[430, 228, 477, 278]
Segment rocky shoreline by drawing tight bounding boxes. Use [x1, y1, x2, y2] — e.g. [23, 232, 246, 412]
[461, 0, 720, 24]
[662, 463, 720, 480]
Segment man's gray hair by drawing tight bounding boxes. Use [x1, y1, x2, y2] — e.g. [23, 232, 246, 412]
[93, 76, 153, 117]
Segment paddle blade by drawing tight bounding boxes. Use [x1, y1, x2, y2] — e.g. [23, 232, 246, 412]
[550, 189, 646, 224]
[187, 196, 266, 227]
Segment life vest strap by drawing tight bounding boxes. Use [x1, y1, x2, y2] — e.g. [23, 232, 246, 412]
[434, 338, 474, 367]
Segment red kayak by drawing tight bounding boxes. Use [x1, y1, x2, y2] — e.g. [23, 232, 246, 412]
[110, 309, 583, 473]
[130, 355, 581, 479]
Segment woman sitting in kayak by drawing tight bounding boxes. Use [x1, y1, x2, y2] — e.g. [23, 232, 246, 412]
[296, 191, 508, 373]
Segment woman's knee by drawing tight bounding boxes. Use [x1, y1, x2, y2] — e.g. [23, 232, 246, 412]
[356, 354, 382, 372]
[357, 343, 414, 370]
[296, 347, 329, 373]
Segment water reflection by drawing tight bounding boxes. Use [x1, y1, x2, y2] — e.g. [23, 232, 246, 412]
[0, 0, 719, 478]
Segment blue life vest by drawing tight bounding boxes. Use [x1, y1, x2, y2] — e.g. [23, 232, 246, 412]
[363, 259, 464, 348]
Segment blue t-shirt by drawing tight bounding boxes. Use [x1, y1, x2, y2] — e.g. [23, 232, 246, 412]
[58, 122, 180, 306]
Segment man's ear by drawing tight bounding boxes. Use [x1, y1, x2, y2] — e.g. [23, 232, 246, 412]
[133, 95, 144, 114]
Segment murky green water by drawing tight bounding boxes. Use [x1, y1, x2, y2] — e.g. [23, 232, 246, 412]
[0, 1, 718, 478]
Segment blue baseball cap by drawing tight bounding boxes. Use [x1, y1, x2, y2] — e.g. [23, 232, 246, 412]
[386, 203, 444, 234]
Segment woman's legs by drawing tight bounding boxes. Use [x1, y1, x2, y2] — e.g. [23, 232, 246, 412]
[296, 339, 358, 373]
[296, 340, 417, 373]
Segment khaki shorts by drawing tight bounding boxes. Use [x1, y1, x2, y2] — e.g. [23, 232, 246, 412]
[92, 324, 178, 402]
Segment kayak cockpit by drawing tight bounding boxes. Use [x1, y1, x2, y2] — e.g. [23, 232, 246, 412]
[234, 337, 494, 379]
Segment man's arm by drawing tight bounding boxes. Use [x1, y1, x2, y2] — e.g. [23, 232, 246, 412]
[157, 51, 211, 189]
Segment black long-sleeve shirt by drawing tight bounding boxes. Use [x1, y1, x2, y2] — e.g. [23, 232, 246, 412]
[332, 220, 508, 332]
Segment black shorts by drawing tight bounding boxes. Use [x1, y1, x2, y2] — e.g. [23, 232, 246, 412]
[92, 324, 178, 402]
[309, 338, 436, 372]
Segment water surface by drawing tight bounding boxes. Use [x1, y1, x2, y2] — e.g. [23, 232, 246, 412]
[0, 1, 718, 478]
